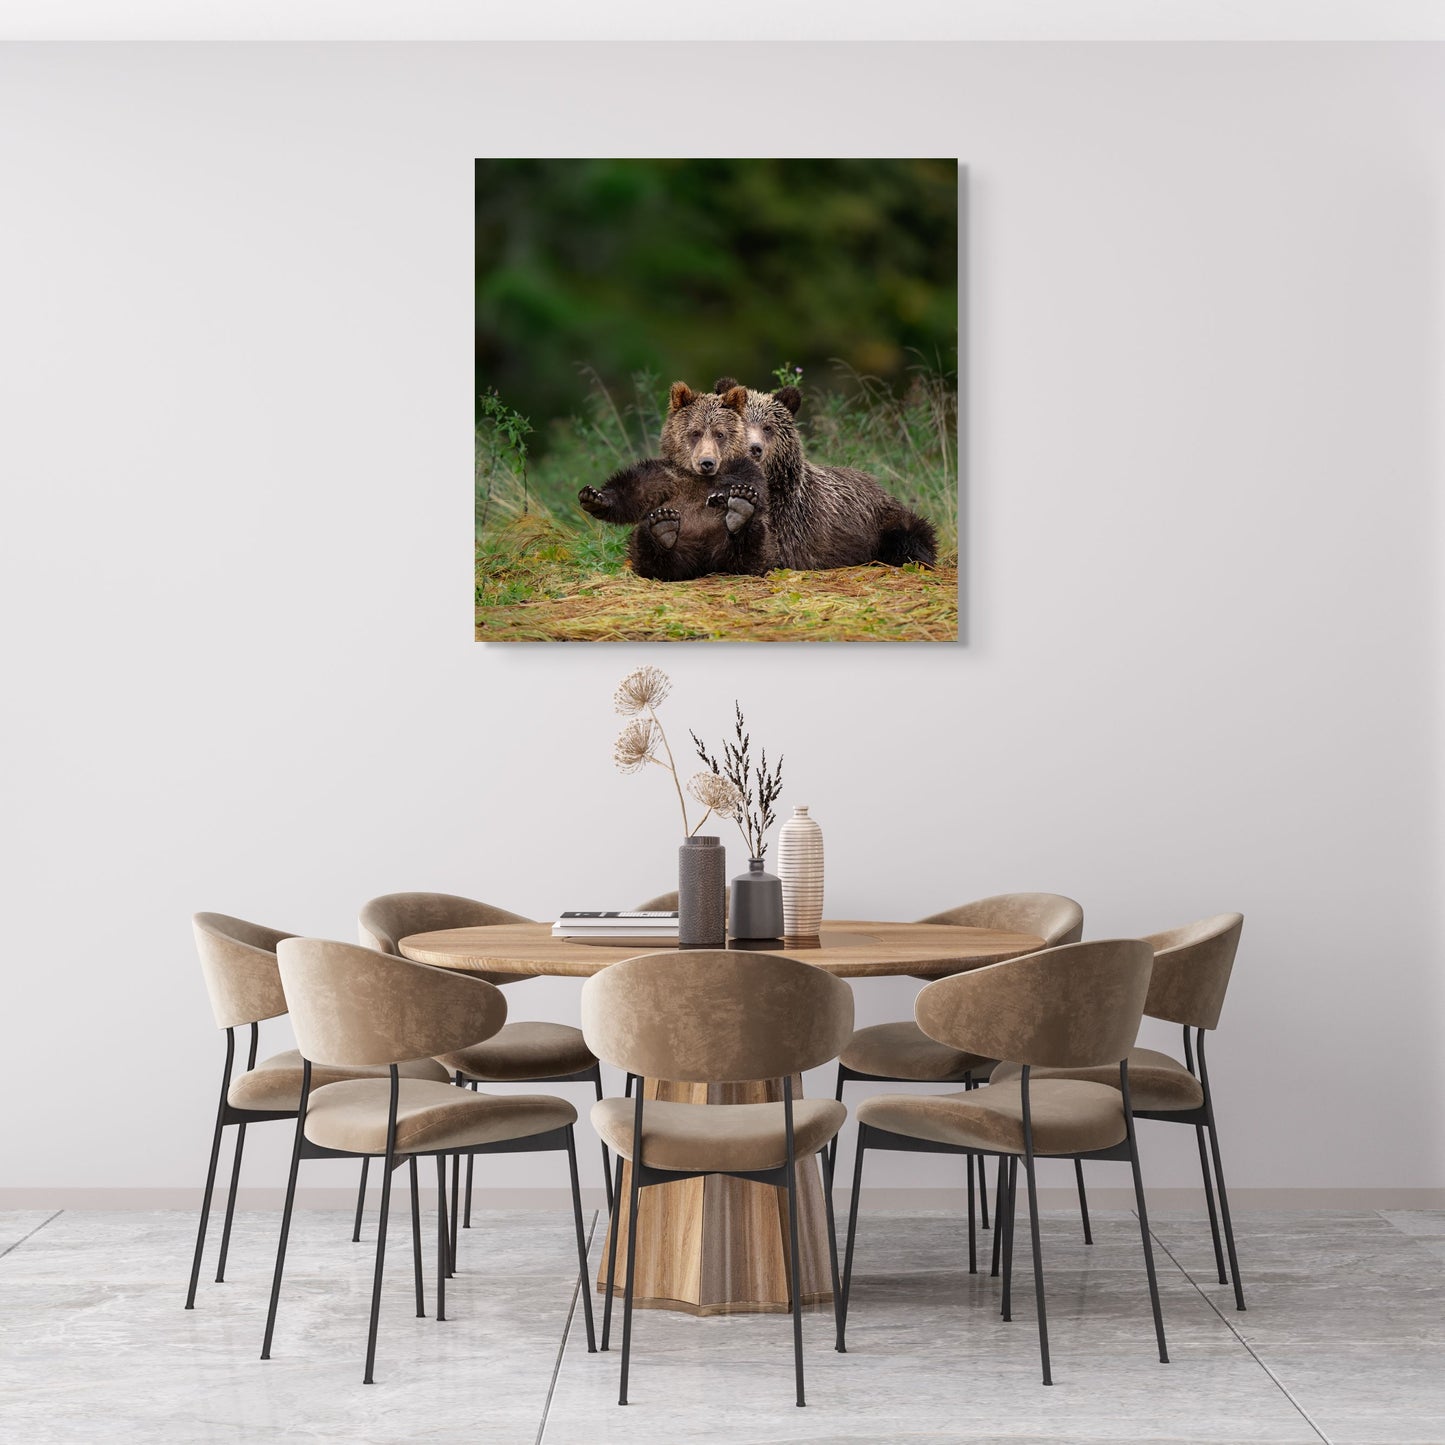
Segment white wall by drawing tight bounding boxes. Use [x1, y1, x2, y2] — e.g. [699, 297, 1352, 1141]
[1, 42, 1441, 1202]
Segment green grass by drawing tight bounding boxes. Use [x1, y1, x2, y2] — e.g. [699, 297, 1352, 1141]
[476, 363, 958, 642]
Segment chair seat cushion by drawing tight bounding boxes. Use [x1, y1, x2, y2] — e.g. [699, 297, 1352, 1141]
[303, 1078, 577, 1155]
[989, 1048, 1205, 1113]
[856, 1079, 1126, 1156]
[227, 1049, 449, 1112]
[591, 1097, 847, 1174]
[840, 1020, 994, 1082]
[435, 1021, 597, 1082]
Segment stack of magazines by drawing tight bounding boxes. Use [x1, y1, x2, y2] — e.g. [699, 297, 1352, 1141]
[551, 910, 680, 947]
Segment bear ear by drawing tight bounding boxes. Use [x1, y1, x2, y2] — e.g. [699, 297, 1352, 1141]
[720, 385, 749, 415]
[774, 386, 802, 416]
[668, 381, 696, 412]
[713, 376, 742, 395]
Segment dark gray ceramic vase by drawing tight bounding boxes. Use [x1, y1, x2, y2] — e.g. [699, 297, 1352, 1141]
[678, 836, 726, 948]
[729, 857, 784, 941]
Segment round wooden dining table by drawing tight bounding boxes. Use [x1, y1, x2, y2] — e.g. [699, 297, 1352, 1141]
[399, 919, 1045, 1316]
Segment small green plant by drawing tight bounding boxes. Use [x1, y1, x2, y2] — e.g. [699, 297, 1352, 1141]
[770, 362, 804, 391]
[476, 388, 533, 532]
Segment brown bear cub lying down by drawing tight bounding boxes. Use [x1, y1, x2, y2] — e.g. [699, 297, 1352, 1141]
[578, 385, 776, 581]
[577, 378, 936, 580]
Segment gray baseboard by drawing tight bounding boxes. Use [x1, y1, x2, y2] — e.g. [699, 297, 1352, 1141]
[4, 1186, 1444, 1211]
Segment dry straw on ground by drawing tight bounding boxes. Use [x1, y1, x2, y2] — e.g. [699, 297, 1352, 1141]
[476, 515, 958, 643]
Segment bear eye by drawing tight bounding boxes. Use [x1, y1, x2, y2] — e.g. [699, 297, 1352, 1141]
[762, 423, 773, 434]
[713, 428, 725, 438]
[690, 428, 703, 440]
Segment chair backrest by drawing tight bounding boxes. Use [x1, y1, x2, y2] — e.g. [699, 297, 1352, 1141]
[193, 912, 295, 1030]
[1142, 913, 1243, 1030]
[581, 950, 854, 1084]
[277, 937, 508, 1068]
[915, 938, 1153, 1069]
[919, 893, 1084, 947]
[358, 891, 532, 986]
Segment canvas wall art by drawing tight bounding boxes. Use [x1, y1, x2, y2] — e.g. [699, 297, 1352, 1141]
[474, 159, 959, 642]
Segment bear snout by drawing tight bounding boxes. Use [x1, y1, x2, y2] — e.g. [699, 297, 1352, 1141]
[748, 442, 764, 459]
[697, 456, 718, 474]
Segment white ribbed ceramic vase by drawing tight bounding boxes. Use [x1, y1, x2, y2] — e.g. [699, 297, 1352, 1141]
[776, 804, 824, 940]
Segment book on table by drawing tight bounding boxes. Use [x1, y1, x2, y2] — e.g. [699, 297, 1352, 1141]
[552, 910, 680, 943]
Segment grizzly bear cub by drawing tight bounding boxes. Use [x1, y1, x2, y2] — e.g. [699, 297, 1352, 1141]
[712, 376, 937, 570]
[624, 471, 774, 582]
[583, 460, 773, 582]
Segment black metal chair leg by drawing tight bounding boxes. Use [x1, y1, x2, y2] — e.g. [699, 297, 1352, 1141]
[991, 1154, 1006, 1278]
[260, 1064, 310, 1360]
[1122, 1062, 1169, 1362]
[1075, 1158, 1093, 1245]
[1198, 1032, 1245, 1311]
[783, 1080, 805, 1408]
[464, 1082, 478, 1229]
[838, 1127, 867, 1351]
[828, 1065, 845, 1174]
[1206, 1119, 1245, 1310]
[618, 1145, 642, 1403]
[1023, 1149, 1051, 1385]
[186, 1113, 225, 1306]
[820, 1145, 844, 1352]
[352, 1157, 369, 1243]
[362, 1069, 400, 1383]
[566, 1127, 597, 1352]
[979, 1147, 990, 1231]
[213, 1122, 247, 1283]
[448, 1152, 460, 1277]
[601, 1153, 624, 1351]
[1195, 1124, 1227, 1283]
[409, 1157, 425, 1318]
[593, 1068, 614, 1217]
[185, 1033, 234, 1309]
[1001, 1156, 1017, 1321]
[966, 1151, 977, 1274]
[435, 1154, 448, 1323]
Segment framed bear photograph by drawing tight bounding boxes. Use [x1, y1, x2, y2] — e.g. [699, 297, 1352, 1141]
[474, 158, 960, 642]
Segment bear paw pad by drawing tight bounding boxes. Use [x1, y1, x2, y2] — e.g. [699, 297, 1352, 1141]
[645, 507, 681, 550]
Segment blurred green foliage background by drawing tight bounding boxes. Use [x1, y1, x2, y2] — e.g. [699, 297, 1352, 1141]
[475, 158, 958, 449]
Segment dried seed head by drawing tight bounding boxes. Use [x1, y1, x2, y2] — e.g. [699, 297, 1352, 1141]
[613, 666, 672, 716]
[686, 771, 743, 818]
[613, 718, 660, 774]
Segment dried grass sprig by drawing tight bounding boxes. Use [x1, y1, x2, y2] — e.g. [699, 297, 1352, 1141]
[691, 702, 785, 860]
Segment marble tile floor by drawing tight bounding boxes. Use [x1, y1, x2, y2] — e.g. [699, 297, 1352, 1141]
[0, 1207, 1440, 1444]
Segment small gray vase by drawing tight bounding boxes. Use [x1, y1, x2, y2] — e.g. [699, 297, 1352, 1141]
[729, 857, 784, 941]
[678, 836, 726, 948]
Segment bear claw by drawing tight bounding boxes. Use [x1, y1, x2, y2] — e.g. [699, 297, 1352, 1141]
[645, 507, 681, 550]
[578, 485, 610, 516]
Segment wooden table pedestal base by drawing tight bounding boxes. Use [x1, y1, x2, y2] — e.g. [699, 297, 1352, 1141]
[594, 1076, 835, 1315]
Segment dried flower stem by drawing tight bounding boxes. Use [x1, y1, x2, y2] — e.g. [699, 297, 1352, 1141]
[647, 702, 691, 836]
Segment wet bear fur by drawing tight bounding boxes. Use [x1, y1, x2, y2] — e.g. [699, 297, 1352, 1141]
[712, 376, 937, 570]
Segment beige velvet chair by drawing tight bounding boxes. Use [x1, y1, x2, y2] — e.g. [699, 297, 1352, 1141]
[582, 950, 854, 1408]
[832, 894, 1085, 1250]
[839, 938, 1168, 1386]
[186, 913, 449, 1311]
[991, 913, 1246, 1309]
[358, 892, 614, 1255]
[262, 937, 596, 1383]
